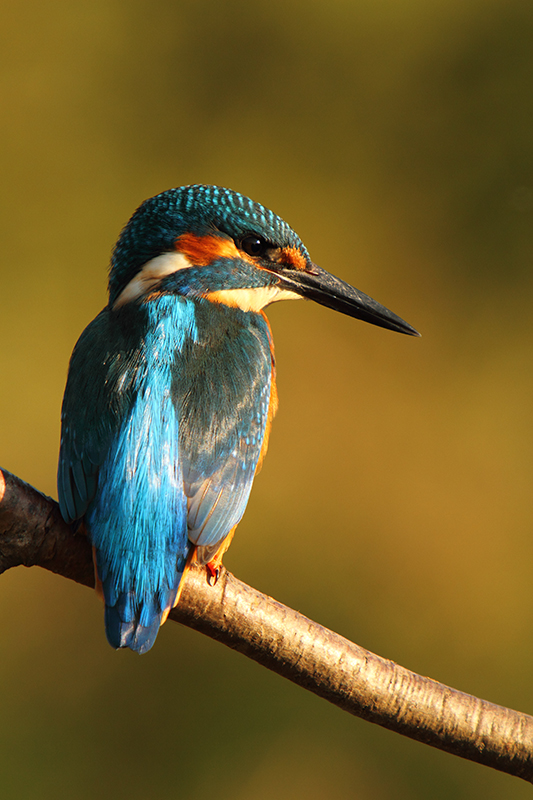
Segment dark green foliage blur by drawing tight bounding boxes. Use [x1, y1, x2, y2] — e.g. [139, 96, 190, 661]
[1, 1, 533, 797]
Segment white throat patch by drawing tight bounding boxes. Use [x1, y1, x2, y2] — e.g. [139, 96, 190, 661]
[208, 286, 302, 312]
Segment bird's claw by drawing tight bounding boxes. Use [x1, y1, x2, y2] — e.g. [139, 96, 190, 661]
[206, 563, 220, 586]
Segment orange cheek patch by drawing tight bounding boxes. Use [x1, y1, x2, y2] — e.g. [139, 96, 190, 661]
[279, 246, 307, 271]
[175, 233, 256, 267]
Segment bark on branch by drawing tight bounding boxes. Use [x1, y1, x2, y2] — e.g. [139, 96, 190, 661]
[1, 467, 532, 782]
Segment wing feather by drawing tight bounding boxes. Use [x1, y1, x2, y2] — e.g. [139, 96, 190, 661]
[176, 304, 274, 552]
[58, 308, 139, 522]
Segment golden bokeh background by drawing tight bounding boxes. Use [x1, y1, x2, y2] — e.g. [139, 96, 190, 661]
[2, 1, 533, 797]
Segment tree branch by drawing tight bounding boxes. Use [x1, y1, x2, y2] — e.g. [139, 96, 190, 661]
[1, 467, 532, 782]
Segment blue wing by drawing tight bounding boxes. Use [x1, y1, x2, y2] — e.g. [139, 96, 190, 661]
[58, 308, 137, 524]
[175, 302, 274, 557]
[185, 380, 271, 551]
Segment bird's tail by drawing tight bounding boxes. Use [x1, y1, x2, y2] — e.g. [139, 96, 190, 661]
[95, 544, 193, 654]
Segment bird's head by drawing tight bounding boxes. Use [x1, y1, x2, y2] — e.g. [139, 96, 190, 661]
[109, 184, 419, 336]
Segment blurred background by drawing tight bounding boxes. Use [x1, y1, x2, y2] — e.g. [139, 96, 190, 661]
[1, 0, 533, 797]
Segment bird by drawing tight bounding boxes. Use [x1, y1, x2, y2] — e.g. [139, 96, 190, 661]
[57, 184, 419, 654]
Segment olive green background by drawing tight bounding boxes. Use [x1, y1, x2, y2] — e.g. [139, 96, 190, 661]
[2, 1, 533, 797]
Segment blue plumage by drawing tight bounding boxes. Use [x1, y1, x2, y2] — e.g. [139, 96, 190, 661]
[58, 184, 418, 653]
[86, 296, 195, 652]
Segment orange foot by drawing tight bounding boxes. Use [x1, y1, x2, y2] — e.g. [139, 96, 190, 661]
[202, 524, 238, 586]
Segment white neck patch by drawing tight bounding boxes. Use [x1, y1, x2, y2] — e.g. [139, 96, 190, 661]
[113, 251, 193, 309]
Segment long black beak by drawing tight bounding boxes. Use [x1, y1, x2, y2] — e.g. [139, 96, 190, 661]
[277, 263, 420, 336]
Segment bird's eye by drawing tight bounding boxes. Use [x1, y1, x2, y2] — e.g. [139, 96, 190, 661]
[241, 235, 267, 258]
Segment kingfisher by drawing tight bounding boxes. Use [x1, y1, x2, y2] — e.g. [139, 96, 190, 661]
[57, 184, 419, 654]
